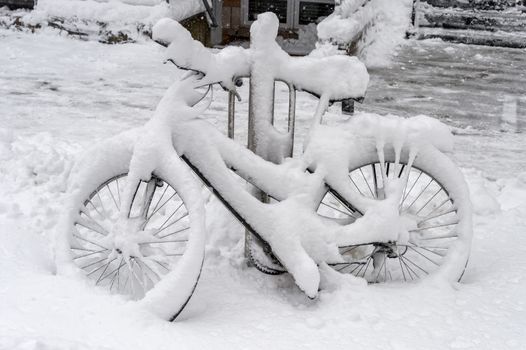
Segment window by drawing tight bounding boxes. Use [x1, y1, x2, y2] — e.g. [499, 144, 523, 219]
[242, 0, 335, 29]
[296, 1, 334, 26]
[248, 0, 289, 24]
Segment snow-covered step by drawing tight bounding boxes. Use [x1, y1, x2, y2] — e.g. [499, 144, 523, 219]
[424, 0, 524, 11]
[420, 5, 526, 32]
[418, 27, 526, 48]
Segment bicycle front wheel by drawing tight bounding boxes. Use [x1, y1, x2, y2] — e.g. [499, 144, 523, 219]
[58, 132, 205, 321]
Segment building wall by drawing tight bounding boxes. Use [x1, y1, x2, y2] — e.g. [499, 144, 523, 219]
[181, 12, 211, 47]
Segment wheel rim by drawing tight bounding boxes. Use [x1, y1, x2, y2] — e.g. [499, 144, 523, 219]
[319, 162, 461, 283]
[71, 174, 191, 299]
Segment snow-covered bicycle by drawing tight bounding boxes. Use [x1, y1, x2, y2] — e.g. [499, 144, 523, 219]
[56, 13, 472, 321]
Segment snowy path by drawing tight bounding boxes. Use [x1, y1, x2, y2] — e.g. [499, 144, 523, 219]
[363, 39, 526, 178]
[1, 30, 526, 350]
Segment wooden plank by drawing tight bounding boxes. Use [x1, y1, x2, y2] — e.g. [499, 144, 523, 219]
[223, 0, 240, 7]
[222, 7, 232, 29]
[231, 6, 241, 28]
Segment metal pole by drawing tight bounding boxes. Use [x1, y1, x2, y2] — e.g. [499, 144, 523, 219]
[210, 0, 223, 46]
[228, 90, 235, 139]
[287, 82, 296, 157]
[413, 0, 421, 30]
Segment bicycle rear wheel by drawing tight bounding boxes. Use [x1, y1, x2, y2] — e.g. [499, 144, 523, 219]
[319, 146, 472, 283]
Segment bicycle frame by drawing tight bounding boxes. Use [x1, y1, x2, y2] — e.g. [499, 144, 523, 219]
[180, 77, 365, 268]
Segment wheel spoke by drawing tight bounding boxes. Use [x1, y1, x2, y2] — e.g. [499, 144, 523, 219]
[420, 232, 458, 240]
[96, 257, 117, 284]
[129, 258, 146, 295]
[361, 255, 373, 278]
[398, 164, 406, 178]
[349, 263, 363, 274]
[371, 164, 379, 198]
[405, 178, 433, 213]
[414, 245, 448, 257]
[158, 226, 190, 239]
[79, 206, 109, 235]
[359, 168, 375, 198]
[419, 206, 456, 224]
[148, 183, 169, 219]
[139, 259, 162, 282]
[115, 178, 122, 208]
[111, 257, 125, 291]
[81, 257, 108, 271]
[71, 246, 99, 252]
[401, 170, 423, 206]
[153, 259, 170, 271]
[74, 249, 108, 260]
[411, 221, 459, 232]
[76, 216, 108, 237]
[139, 239, 187, 245]
[400, 256, 418, 279]
[96, 192, 109, 220]
[101, 258, 127, 286]
[397, 247, 407, 282]
[321, 201, 354, 217]
[155, 202, 185, 234]
[147, 192, 178, 222]
[155, 211, 189, 236]
[415, 187, 443, 215]
[86, 199, 105, 219]
[407, 246, 440, 266]
[384, 255, 389, 281]
[340, 245, 360, 256]
[349, 174, 364, 196]
[403, 255, 429, 275]
[374, 253, 387, 282]
[106, 184, 120, 210]
[73, 234, 107, 250]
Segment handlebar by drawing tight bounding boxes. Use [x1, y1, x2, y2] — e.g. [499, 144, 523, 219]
[152, 14, 369, 105]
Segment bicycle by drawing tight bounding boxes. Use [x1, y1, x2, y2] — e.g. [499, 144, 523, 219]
[56, 12, 473, 321]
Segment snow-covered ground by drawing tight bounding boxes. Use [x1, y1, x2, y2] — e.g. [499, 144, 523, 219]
[1, 29, 526, 349]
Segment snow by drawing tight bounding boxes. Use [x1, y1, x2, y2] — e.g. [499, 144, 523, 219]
[1, 27, 526, 349]
[171, 0, 205, 22]
[32, 0, 170, 26]
[346, 113, 456, 153]
[13, 0, 203, 41]
[317, 0, 413, 67]
[153, 18, 251, 91]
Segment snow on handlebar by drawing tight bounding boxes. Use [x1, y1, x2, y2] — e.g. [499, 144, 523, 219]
[153, 18, 250, 92]
[152, 13, 369, 103]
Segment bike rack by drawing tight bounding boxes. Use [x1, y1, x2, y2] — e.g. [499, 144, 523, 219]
[225, 76, 297, 267]
[227, 78, 297, 158]
[224, 75, 359, 265]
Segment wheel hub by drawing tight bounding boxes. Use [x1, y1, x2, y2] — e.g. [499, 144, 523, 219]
[373, 242, 407, 259]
